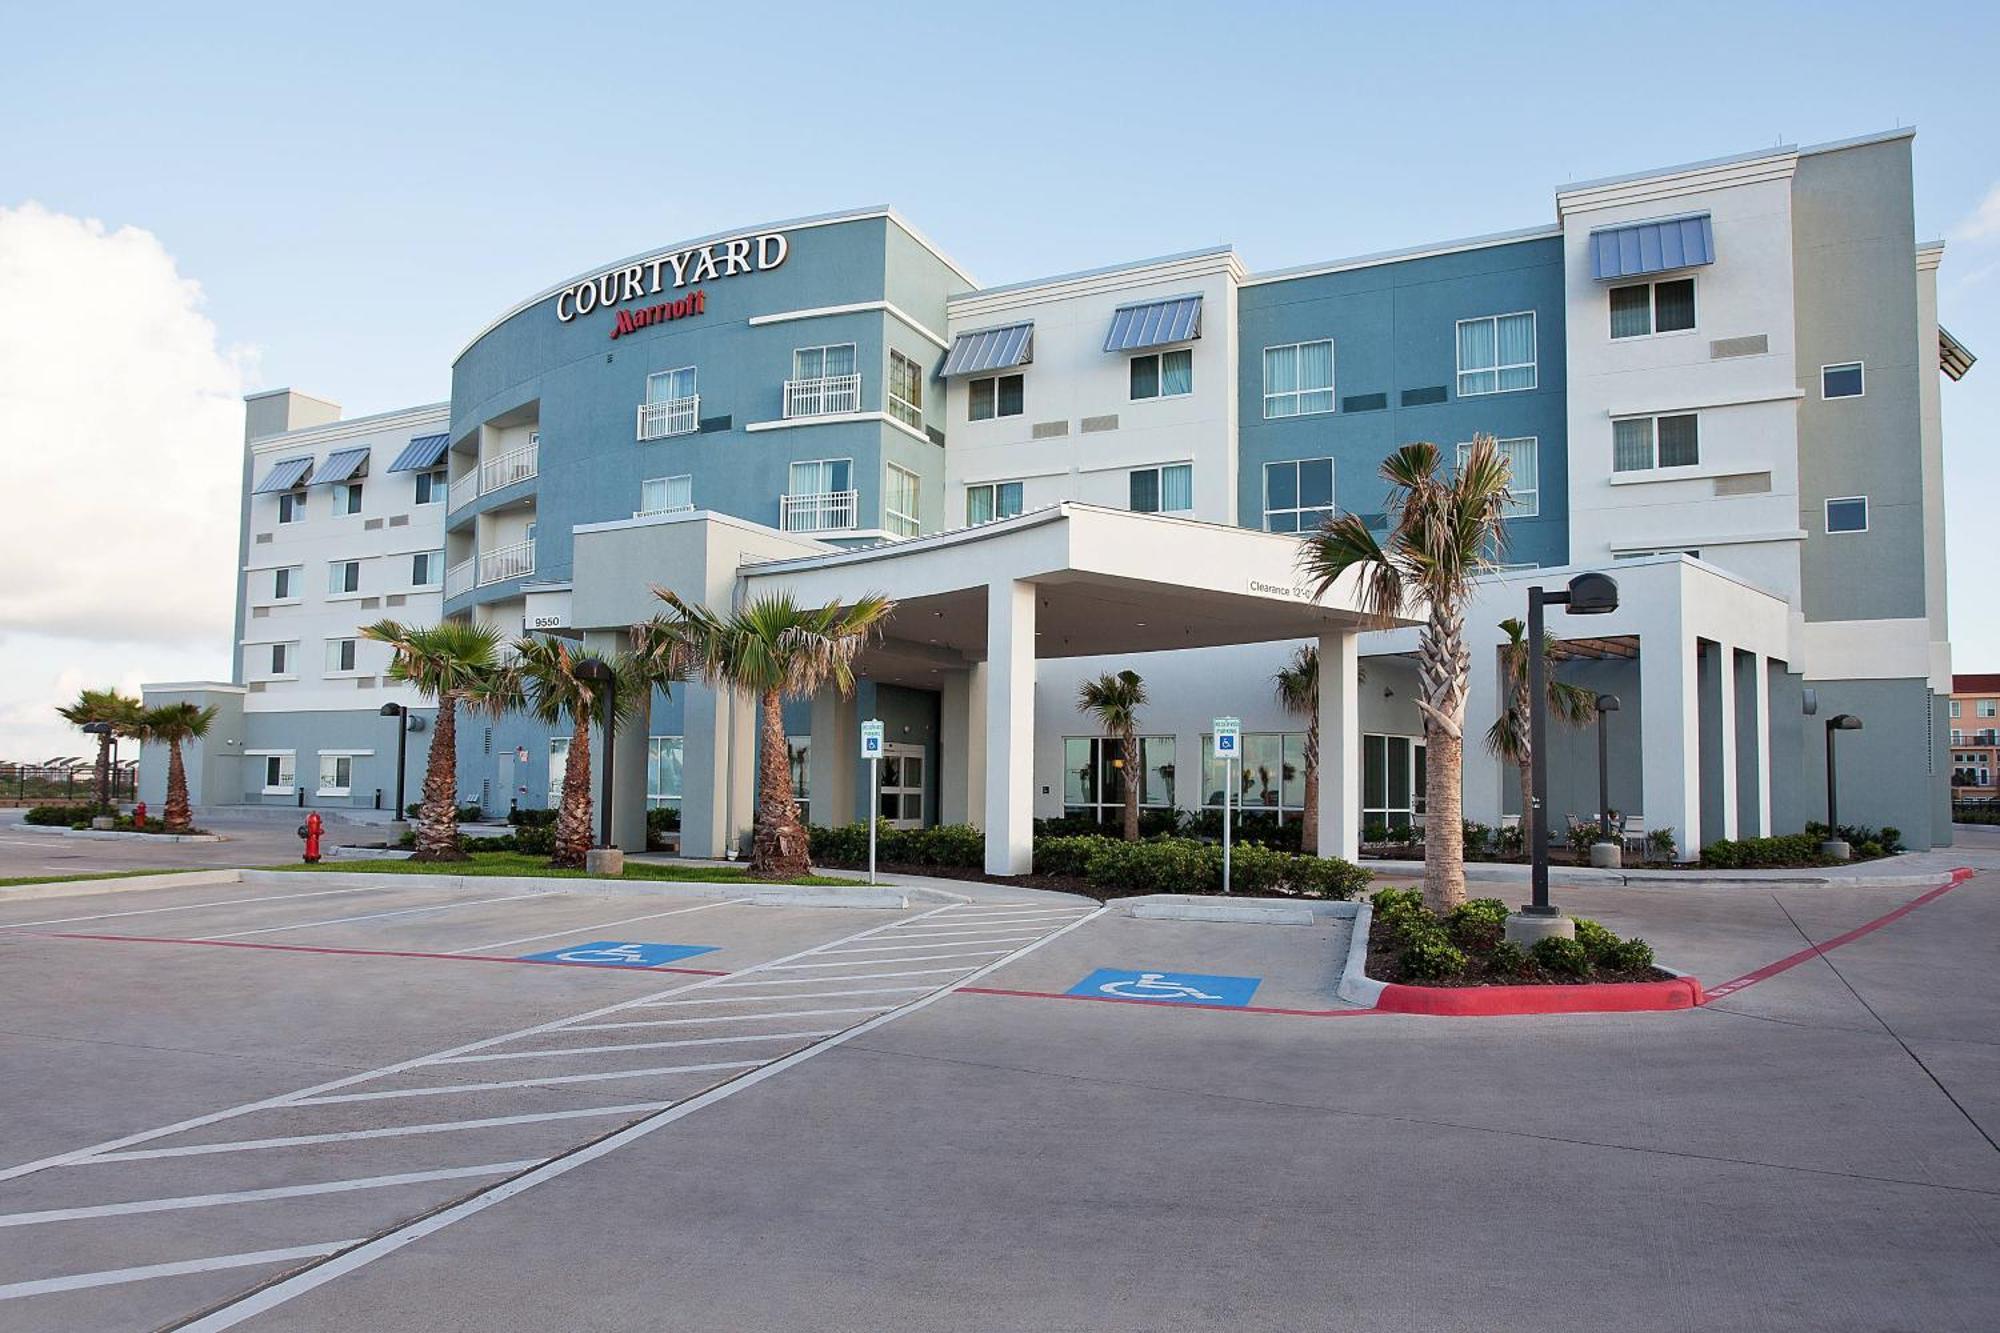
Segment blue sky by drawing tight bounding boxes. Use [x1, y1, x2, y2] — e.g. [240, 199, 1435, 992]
[1, 0, 1995, 749]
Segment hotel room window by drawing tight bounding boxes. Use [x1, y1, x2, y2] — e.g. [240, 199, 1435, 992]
[889, 351, 924, 430]
[1263, 341, 1334, 417]
[1456, 313, 1536, 395]
[1610, 277, 1696, 338]
[1130, 464, 1193, 514]
[969, 373, 1024, 421]
[1130, 348, 1192, 400]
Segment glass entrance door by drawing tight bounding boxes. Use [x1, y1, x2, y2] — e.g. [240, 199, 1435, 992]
[878, 743, 925, 830]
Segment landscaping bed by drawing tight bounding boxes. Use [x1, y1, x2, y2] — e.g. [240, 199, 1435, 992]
[1364, 888, 1663, 988]
[274, 850, 851, 886]
[1360, 820, 1904, 869]
[21, 805, 211, 836]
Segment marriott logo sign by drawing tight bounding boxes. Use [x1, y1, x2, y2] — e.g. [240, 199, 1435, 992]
[555, 231, 789, 331]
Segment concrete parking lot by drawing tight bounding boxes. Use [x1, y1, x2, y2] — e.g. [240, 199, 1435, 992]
[0, 834, 1995, 1330]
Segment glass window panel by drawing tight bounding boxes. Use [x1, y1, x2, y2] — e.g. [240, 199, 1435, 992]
[1653, 279, 1696, 332]
[1499, 437, 1537, 516]
[787, 737, 810, 801]
[1267, 510, 1299, 534]
[1100, 736, 1129, 806]
[902, 793, 923, 821]
[996, 481, 1023, 518]
[1458, 369, 1497, 396]
[1265, 345, 1298, 394]
[1496, 313, 1535, 368]
[1363, 735, 1387, 810]
[1298, 340, 1333, 392]
[879, 789, 899, 819]
[1142, 736, 1175, 808]
[1064, 737, 1095, 807]
[1244, 733, 1282, 809]
[1203, 741, 1226, 809]
[1297, 388, 1335, 414]
[793, 347, 823, 380]
[1497, 366, 1536, 392]
[823, 343, 856, 376]
[1826, 498, 1868, 533]
[969, 378, 995, 421]
[1130, 355, 1159, 400]
[967, 485, 995, 525]
[1265, 462, 1298, 512]
[1387, 738, 1411, 810]
[880, 757, 902, 788]
[1129, 469, 1161, 513]
[1298, 458, 1333, 509]
[1414, 744, 1427, 813]
[1160, 349, 1193, 396]
[1281, 733, 1306, 811]
[1458, 319, 1496, 372]
[1823, 363, 1864, 398]
[1161, 464, 1193, 513]
[997, 374, 1024, 416]
[1656, 414, 1699, 467]
[1612, 419, 1654, 472]
[1609, 284, 1652, 338]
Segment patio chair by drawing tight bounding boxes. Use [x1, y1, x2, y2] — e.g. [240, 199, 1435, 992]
[1621, 816, 1646, 852]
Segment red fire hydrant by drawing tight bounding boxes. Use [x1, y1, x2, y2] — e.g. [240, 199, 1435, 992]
[132, 802, 147, 829]
[300, 811, 324, 864]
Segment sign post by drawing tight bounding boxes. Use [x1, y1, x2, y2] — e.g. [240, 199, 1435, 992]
[860, 719, 886, 886]
[1213, 717, 1241, 895]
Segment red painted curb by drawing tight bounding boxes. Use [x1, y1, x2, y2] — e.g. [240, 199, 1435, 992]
[39, 931, 730, 975]
[959, 985, 1377, 1018]
[1373, 974, 1704, 1016]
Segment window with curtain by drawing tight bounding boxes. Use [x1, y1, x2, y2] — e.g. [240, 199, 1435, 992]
[885, 464, 920, 538]
[1062, 736, 1176, 817]
[1456, 313, 1536, 395]
[414, 468, 447, 506]
[1612, 414, 1698, 472]
[328, 560, 360, 594]
[317, 754, 353, 796]
[1263, 458, 1335, 533]
[640, 474, 693, 515]
[1456, 438, 1538, 516]
[646, 366, 696, 402]
[273, 567, 297, 600]
[1263, 341, 1335, 417]
[1610, 278, 1696, 339]
[793, 344, 856, 381]
[968, 373, 1023, 421]
[647, 736, 683, 809]
[1130, 348, 1193, 400]
[788, 459, 852, 495]
[410, 551, 439, 587]
[1129, 464, 1193, 514]
[889, 351, 923, 429]
[325, 638, 357, 673]
[966, 481, 1024, 525]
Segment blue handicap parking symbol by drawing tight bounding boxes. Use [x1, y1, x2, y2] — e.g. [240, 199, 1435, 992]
[1067, 969, 1261, 1007]
[520, 940, 718, 968]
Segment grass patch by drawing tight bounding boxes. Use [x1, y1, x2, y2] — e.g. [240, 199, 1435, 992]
[269, 851, 854, 886]
[0, 868, 186, 888]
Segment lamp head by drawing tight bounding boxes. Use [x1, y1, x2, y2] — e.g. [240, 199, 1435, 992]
[379, 703, 405, 718]
[81, 722, 112, 735]
[1828, 713, 1863, 731]
[1596, 694, 1621, 713]
[574, 658, 614, 684]
[1565, 572, 1620, 615]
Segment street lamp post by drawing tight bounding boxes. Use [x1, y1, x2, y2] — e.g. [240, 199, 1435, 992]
[574, 659, 618, 856]
[1514, 573, 1620, 944]
[378, 703, 409, 832]
[1821, 714, 1864, 860]
[1592, 694, 1622, 868]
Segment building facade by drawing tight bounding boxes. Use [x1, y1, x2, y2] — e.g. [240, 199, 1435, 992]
[145, 128, 1976, 862]
[1949, 673, 2000, 801]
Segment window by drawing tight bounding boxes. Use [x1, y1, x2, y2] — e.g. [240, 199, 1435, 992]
[325, 638, 358, 673]
[414, 468, 447, 506]
[1457, 437, 1539, 516]
[277, 491, 306, 524]
[269, 642, 292, 676]
[888, 351, 924, 431]
[639, 474, 693, 516]
[1130, 348, 1193, 400]
[640, 367, 699, 440]
[647, 736, 683, 810]
[1362, 734, 1427, 829]
[273, 566, 298, 600]
[317, 754, 354, 797]
[1982, 701, 1999, 718]
[1951, 700, 1962, 719]
[1263, 458, 1335, 533]
[261, 753, 295, 793]
[548, 736, 568, 806]
[793, 343, 856, 381]
[1456, 313, 1537, 396]
[1129, 463, 1193, 514]
[1822, 362, 1865, 399]
[1609, 277, 1696, 338]
[647, 366, 696, 403]
[1201, 732, 1313, 821]
[410, 551, 440, 587]
[1063, 736, 1176, 818]
[1612, 413, 1699, 472]
[789, 458, 851, 497]
[1263, 341, 1335, 417]
[967, 481, 1024, 525]
[788, 736, 811, 822]
[334, 482, 364, 515]
[968, 373, 1024, 421]
[328, 559, 361, 594]
[1825, 497, 1869, 534]
[885, 464, 920, 538]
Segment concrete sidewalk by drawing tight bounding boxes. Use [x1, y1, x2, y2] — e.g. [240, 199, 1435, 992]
[1365, 841, 1993, 890]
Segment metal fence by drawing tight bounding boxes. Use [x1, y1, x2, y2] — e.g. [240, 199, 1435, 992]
[0, 761, 137, 806]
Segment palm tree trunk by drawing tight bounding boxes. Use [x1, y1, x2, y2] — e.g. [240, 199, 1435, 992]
[93, 735, 111, 810]
[1516, 760, 1534, 858]
[413, 694, 465, 862]
[164, 741, 191, 831]
[751, 688, 809, 879]
[552, 713, 594, 868]
[1301, 709, 1320, 856]
[1422, 726, 1467, 912]
[1121, 724, 1140, 841]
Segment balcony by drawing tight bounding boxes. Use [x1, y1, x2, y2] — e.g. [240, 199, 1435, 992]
[783, 374, 861, 420]
[637, 395, 700, 441]
[780, 490, 858, 534]
[480, 441, 539, 495]
[444, 557, 476, 599]
[477, 539, 535, 586]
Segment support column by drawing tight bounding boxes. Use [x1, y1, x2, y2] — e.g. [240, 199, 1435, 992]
[983, 581, 1035, 875]
[679, 680, 756, 860]
[1317, 628, 1361, 863]
[939, 666, 986, 828]
[808, 688, 857, 827]
[1753, 655, 1774, 836]
[1639, 628, 1701, 860]
[1460, 638, 1506, 825]
[1716, 644, 1739, 842]
[1735, 650, 1768, 838]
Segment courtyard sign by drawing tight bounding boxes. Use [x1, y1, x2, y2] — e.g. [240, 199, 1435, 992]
[555, 231, 789, 326]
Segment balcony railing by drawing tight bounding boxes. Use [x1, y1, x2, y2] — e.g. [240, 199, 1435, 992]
[780, 490, 858, 534]
[636, 395, 700, 441]
[477, 539, 535, 586]
[444, 557, 476, 599]
[783, 373, 861, 420]
[480, 441, 539, 495]
[447, 473, 479, 512]
[635, 501, 695, 519]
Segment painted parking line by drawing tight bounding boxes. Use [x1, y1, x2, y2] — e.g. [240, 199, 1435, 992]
[631, 986, 938, 1007]
[960, 985, 1378, 1019]
[42, 932, 730, 975]
[429, 1030, 840, 1063]
[815, 935, 1043, 953]
[0, 1242, 362, 1303]
[762, 950, 1017, 970]
[708, 968, 975, 987]
[447, 899, 744, 954]
[290, 1060, 769, 1106]
[199, 892, 549, 940]
[562, 1007, 893, 1032]
[0, 884, 400, 932]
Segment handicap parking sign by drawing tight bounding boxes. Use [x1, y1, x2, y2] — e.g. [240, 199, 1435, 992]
[520, 940, 718, 968]
[1067, 968, 1261, 1007]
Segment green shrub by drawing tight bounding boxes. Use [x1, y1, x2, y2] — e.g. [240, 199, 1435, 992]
[508, 807, 558, 828]
[513, 825, 554, 856]
[1602, 937, 1655, 973]
[1446, 897, 1510, 951]
[1398, 925, 1468, 982]
[1700, 833, 1825, 869]
[1570, 916, 1620, 965]
[1461, 821, 1492, 854]
[1031, 834, 1104, 878]
[24, 804, 102, 826]
[1486, 939, 1529, 978]
[1530, 935, 1591, 980]
[1361, 819, 1391, 844]
[645, 807, 679, 850]
[1646, 827, 1677, 860]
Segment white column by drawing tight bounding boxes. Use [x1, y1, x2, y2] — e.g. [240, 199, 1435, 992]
[1716, 644, 1739, 842]
[807, 688, 857, 827]
[983, 581, 1036, 875]
[678, 680, 730, 859]
[1752, 653, 1773, 837]
[1317, 628, 1360, 863]
[1460, 637, 1506, 824]
[964, 662, 988, 828]
[1640, 628, 1701, 860]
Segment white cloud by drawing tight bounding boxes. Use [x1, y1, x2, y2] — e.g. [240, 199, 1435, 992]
[0, 204, 249, 758]
[1952, 182, 2000, 243]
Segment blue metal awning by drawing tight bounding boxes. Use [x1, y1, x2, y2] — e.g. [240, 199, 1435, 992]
[1590, 214, 1715, 281]
[1103, 294, 1203, 353]
[940, 323, 1034, 377]
[317, 447, 370, 483]
[251, 456, 314, 494]
[387, 432, 451, 473]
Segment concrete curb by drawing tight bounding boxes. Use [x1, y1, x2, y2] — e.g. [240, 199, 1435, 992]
[1361, 855, 1961, 890]
[1114, 894, 1353, 926]
[0, 870, 246, 902]
[1336, 900, 1386, 1009]
[47, 828, 226, 845]
[233, 868, 910, 909]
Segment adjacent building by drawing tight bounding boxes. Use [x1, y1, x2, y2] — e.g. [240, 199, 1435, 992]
[144, 128, 1976, 864]
[1949, 673, 2000, 801]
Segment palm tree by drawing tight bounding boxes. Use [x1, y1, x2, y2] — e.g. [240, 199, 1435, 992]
[507, 636, 644, 868]
[1077, 670, 1148, 842]
[1297, 435, 1514, 911]
[57, 688, 143, 809]
[1273, 647, 1323, 854]
[135, 702, 218, 831]
[1484, 617, 1599, 854]
[360, 619, 511, 861]
[632, 589, 891, 879]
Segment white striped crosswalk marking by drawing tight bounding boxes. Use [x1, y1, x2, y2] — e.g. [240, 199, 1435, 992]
[0, 1162, 539, 1229]
[431, 1030, 840, 1063]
